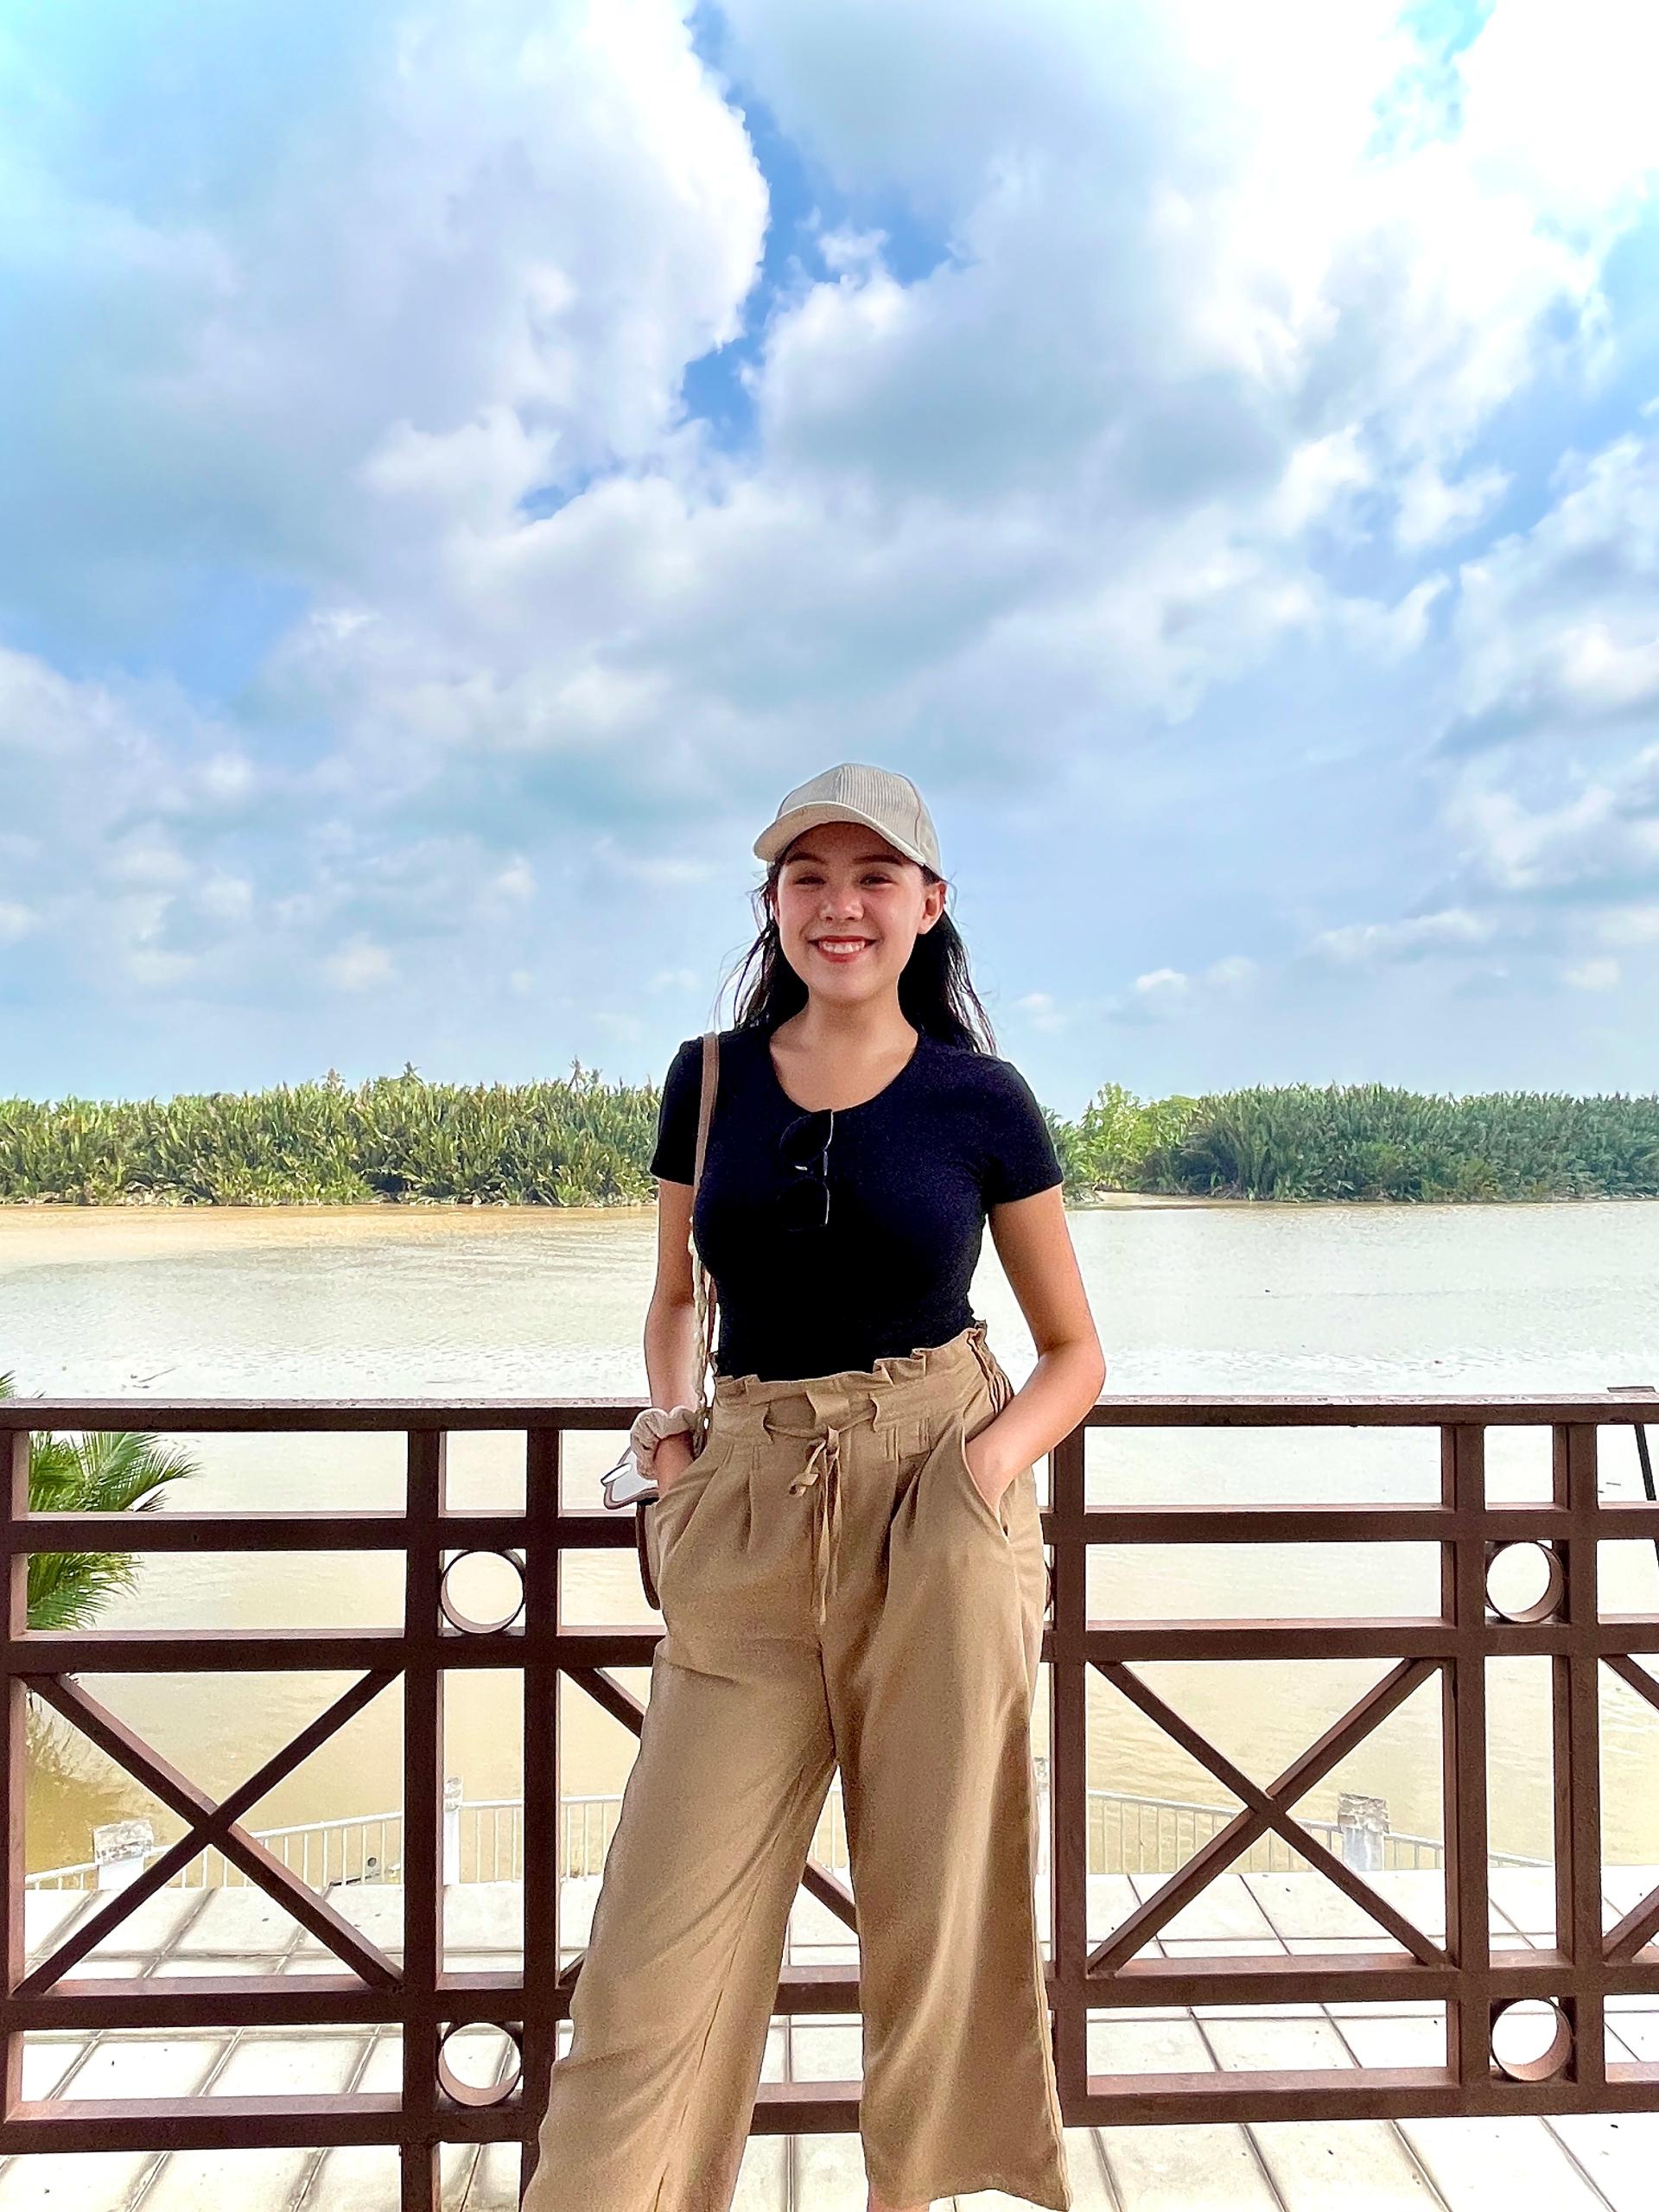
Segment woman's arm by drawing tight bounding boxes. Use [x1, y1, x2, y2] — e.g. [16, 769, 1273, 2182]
[644, 1176, 704, 1489]
[966, 1185, 1105, 1499]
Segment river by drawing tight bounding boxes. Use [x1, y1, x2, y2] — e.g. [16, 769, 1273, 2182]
[2, 1198, 1656, 1887]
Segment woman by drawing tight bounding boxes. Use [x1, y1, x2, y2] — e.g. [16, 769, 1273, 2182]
[524, 762, 1105, 2212]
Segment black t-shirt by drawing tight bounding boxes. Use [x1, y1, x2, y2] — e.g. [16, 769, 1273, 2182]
[648, 1021, 1064, 1382]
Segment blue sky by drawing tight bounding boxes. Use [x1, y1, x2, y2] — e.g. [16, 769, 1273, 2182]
[3, 0, 1657, 1113]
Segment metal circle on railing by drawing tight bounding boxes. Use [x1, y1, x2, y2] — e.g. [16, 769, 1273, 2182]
[439, 1548, 526, 1635]
[1490, 1997, 1573, 2083]
[1484, 1539, 1565, 1624]
[437, 2020, 524, 2107]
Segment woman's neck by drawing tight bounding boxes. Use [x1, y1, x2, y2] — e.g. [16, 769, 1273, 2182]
[771, 999, 917, 1060]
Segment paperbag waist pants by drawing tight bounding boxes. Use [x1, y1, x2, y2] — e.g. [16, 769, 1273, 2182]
[522, 1319, 1072, 2212]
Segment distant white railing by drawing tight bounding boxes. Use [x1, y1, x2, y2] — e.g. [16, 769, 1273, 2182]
[26, 1780, 1546, 1892]
[26, 1808, 405, 1892]
[1088, 1789, 1543, 1875]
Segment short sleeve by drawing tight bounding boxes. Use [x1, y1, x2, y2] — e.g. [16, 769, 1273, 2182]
[981, 1058, 1065, 1205]
[647, 1037, 700, 1183]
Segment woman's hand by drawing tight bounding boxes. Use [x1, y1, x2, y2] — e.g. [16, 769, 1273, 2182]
[653, 1432, 696, 1494]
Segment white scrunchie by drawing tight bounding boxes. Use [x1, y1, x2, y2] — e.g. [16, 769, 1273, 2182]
[627, 1402, 700, 1471]
[600, 1402, 703, 1506]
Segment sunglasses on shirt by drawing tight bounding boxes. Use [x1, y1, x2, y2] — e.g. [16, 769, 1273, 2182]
[777, 1107, 835, 1232]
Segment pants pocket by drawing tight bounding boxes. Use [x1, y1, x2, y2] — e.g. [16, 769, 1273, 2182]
[948, 1404, 1014, 1542]
[647, 1427, 740, 1599]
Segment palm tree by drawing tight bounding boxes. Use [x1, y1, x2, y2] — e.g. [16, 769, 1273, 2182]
[0, 1373, 198, 1630]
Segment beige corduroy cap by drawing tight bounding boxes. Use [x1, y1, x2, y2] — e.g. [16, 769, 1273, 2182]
[753, 762, 942, 874]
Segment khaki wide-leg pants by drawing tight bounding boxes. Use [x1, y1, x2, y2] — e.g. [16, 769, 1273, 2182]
[523, 1320, 1071, 2212]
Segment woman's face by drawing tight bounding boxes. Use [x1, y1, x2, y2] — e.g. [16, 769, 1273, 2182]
[771, 817, 945, 1001]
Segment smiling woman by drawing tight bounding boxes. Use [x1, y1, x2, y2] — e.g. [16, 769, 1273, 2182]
[523, 763, 1106, 2212]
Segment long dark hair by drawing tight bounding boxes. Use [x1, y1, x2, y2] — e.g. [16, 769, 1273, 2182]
[723, 849, 998, 1053]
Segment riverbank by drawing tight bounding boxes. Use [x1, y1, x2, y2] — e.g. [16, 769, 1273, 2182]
[0, 1187, 1218, 1215]
[2, 1185, 1649, 1214]
[0, 1192, 1213, 1287]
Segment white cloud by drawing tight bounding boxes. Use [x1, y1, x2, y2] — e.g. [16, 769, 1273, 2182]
[199, 753, 258, 804]
[1446, 745, 1659, 896]
[1312, 909, 1502, 964]
[4, 0, 767, 632]
[1394, 459, 1511, 550]
[124, 946, 200, 991]
[1562, 956, 1619, 991]
[1595, 903, 1659, 947]
[106, 835, 192, 889]
[1012, 989, 1068, 1034]
[198, 875, 256, 924]
[1452, 0, 1659, 237]
[724, 0, 1651, 545]
[323, 935, 395, 993]
[1446, 420, 1659, 747]
[359, 404, 563, 535]
[1090, 950, 1263, 1030]
[485, 858, 536, 906]
[1296, 412, 1659, 999]
[234, 0, 1659, 859]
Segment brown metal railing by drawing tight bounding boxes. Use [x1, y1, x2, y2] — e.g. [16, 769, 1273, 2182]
[1, 1393, 1657, 2205]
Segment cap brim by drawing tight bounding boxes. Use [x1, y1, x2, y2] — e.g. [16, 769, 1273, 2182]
[753, 803, 927, 868]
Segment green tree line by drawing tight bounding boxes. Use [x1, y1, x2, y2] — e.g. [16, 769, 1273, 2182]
[2, 1065, 1656, 1205]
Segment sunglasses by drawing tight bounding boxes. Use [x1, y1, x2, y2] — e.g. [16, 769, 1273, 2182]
[777, 1107, 835, 1232]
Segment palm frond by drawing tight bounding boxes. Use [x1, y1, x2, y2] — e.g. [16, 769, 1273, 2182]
[0, 1374, 200, 1632]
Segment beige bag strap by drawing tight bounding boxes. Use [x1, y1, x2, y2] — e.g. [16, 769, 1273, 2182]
[688, 1029, 721, 1451]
